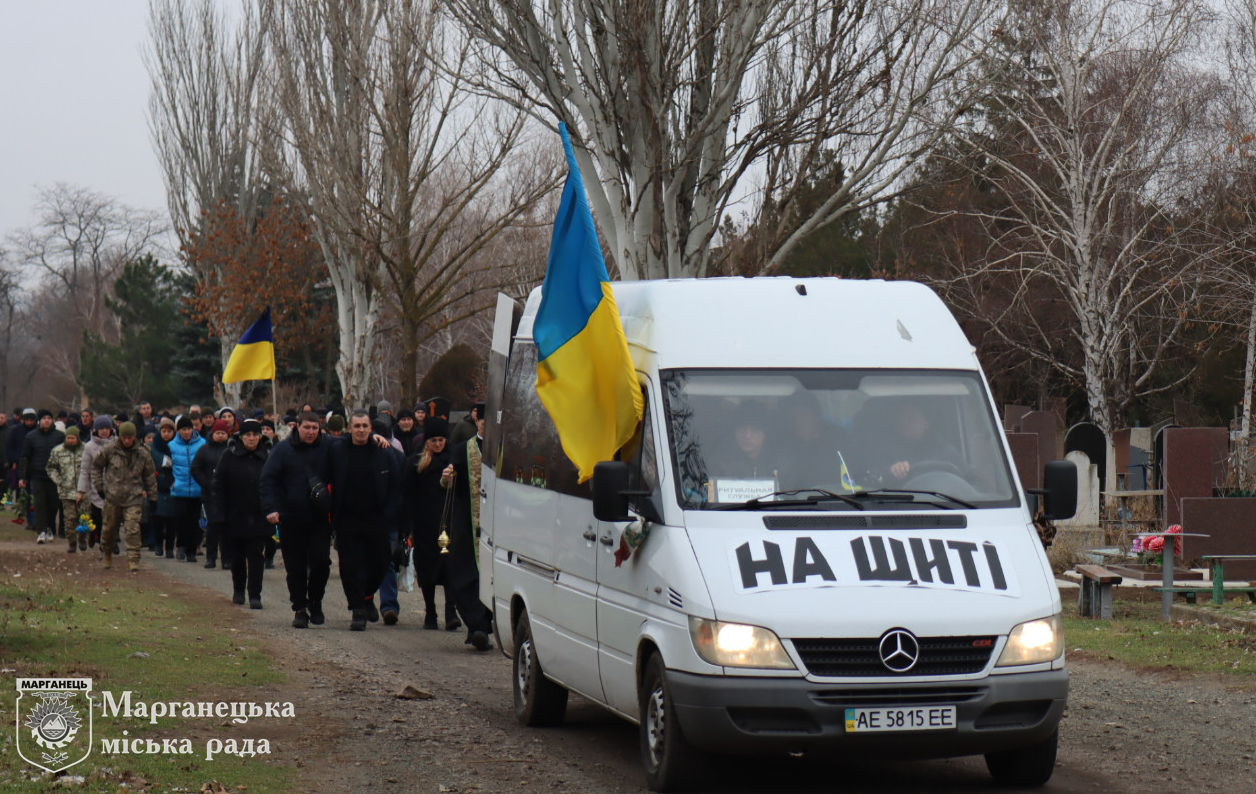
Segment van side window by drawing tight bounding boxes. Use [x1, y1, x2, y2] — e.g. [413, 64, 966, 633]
[618, 390, 658, 497]
[498, 339, 584, 498]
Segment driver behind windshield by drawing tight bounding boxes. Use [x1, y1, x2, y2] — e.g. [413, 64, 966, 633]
[874, 402, 963, 483]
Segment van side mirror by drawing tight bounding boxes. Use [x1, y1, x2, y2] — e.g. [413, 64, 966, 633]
[1039, 460, 1077, 521]
[593, 461, 632, 522]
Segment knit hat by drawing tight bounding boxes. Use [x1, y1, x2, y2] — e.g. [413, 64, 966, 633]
[260, 419, 275, 430]
[119, 422, 137, 438]
[326, 415, 345, 432]
[217, 406, 235, 418]
[376, 400, 393, 413]
[397, 408, 415, 421]
[37, 408, 53, 420]
[93, 416, 114, 432]
[176, 416, 194, 431]
[159, 417, 176, 430]
[240, 418, 262, 435]
[65, 426, 81, 439]
[21, 407, 36, 418]
[211, 419, 231, 434]
[423, 417, 449, 439]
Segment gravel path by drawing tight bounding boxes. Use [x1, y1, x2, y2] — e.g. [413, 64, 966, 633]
[12, 538, 1256, 792]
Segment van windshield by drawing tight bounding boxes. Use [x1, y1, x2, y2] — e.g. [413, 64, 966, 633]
[660, 369, 1019, 510]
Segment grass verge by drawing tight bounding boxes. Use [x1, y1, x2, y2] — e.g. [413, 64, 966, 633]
[1063, 598, 1256, 678]
[0, 520, 296, 793]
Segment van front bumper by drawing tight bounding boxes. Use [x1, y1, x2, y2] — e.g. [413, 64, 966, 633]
[667, 668, 1067, 758]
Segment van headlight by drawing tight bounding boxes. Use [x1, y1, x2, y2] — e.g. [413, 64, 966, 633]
[995, 615, 1063, 667]
[689, 617, 795, 669]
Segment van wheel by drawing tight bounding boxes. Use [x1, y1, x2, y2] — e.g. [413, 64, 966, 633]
[984, 730, 1058, 787]
[639, 653, 704, 792]
[512, 612, 568, 726]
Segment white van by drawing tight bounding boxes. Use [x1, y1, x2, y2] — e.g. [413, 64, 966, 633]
[479, 278, 1076, 791]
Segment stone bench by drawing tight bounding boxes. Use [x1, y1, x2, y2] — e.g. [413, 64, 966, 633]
[1077, 564, 1122, 619]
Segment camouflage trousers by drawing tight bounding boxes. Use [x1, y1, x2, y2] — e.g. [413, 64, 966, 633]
[102, 503, 143, 562]
[61, 499, 82, 550]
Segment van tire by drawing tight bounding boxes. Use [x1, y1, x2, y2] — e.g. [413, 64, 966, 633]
[639, 653, 704, 792]
[512, 612, 568, 726]
[984, 730, 1058, 787]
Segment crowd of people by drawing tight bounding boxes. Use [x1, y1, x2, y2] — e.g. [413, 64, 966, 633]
[0, 399, 493, 650]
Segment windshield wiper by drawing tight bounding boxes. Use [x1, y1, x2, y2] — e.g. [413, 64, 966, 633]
[713, 488, 866, 511]
[852, 488, 976, 509]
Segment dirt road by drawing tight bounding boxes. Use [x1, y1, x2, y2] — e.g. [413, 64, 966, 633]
[14, 540, 1256, 792]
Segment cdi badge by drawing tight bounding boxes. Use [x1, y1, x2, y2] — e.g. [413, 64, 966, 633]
[15, 678, 93, 774]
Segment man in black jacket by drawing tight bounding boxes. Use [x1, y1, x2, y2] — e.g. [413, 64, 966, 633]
[322, 410, 402, 631]
[20, 409, 65, 543]
[6, 408, 35, 523]
[261, 412, 333, 629]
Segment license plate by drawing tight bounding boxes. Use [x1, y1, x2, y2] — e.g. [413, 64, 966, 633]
[844, 705, 957, 733]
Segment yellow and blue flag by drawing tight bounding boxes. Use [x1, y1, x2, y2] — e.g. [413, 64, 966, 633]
[222, 307, 276, 383]
[534, 123, 643, 483]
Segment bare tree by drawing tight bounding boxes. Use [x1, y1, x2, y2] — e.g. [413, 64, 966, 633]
[145, 0, 268, 243]
[0, 251, 23, 410]
[447, 0, 993, 280]
[936, 0, 1218, 436]
[5, 184, 168, 405]
[265, 0, 556, 404]
[1211, 0, 1256, 448]
[145, 0, 270, 402]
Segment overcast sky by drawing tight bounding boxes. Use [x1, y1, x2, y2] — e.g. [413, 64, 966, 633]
[0, 0, 166, 241]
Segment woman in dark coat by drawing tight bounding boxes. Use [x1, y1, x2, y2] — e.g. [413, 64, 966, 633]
[406, 417, 454, 629]
[192, 419, 231, 568]
[213, 420, 272, 609]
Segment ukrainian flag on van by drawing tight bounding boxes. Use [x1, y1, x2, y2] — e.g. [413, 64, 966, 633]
[533, 123, 643, 483]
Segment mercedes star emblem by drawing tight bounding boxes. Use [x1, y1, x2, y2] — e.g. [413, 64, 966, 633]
[878, 629, 920, 672]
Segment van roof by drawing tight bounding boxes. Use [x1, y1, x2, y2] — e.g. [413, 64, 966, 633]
[517, 277, 977, 371]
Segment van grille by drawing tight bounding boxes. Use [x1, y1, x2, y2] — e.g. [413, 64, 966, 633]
[763, 515, 967, 530]
[792, 636, 996, 677]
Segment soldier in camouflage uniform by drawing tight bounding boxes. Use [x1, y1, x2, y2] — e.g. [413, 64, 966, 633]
[45, 426, 85, 553]
[90, 422, 157, 572]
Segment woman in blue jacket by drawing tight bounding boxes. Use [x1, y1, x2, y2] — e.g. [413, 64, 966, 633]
[169, 416, 207, 561]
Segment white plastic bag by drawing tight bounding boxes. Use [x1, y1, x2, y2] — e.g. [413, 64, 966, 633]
[401, 548, 417, 592]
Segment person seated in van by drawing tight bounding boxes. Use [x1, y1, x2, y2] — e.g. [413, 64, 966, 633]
[876, 403, 964, 483]
[718, 406, 782, 481]
[778, 392, 858, 492]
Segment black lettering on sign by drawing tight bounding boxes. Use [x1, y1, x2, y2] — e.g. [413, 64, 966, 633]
[735, 541, 788, 589]
[909, 537, 954, 585]
[947, 540, 982, 587]
[791, 537, 837, 584]
[982, 542, 1007, 590]
[851, 536, 913, 582]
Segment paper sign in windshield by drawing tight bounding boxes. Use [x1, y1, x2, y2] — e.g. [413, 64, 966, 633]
[728, 534, 1019, 597]
[711, 478, 777, 503]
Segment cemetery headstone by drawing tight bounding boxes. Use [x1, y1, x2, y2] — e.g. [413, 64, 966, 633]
[1181, 497, 1256, 579]
[1057, 450, 1100, 530]
[1162, 428, 1228, 526]
[1022, 411, 1062, 475]
[1006, 433, 1040, 490]
[1065, 422, 1107, 495]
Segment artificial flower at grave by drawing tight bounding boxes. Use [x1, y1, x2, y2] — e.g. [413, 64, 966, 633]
[1130, 524, 1183, 566]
